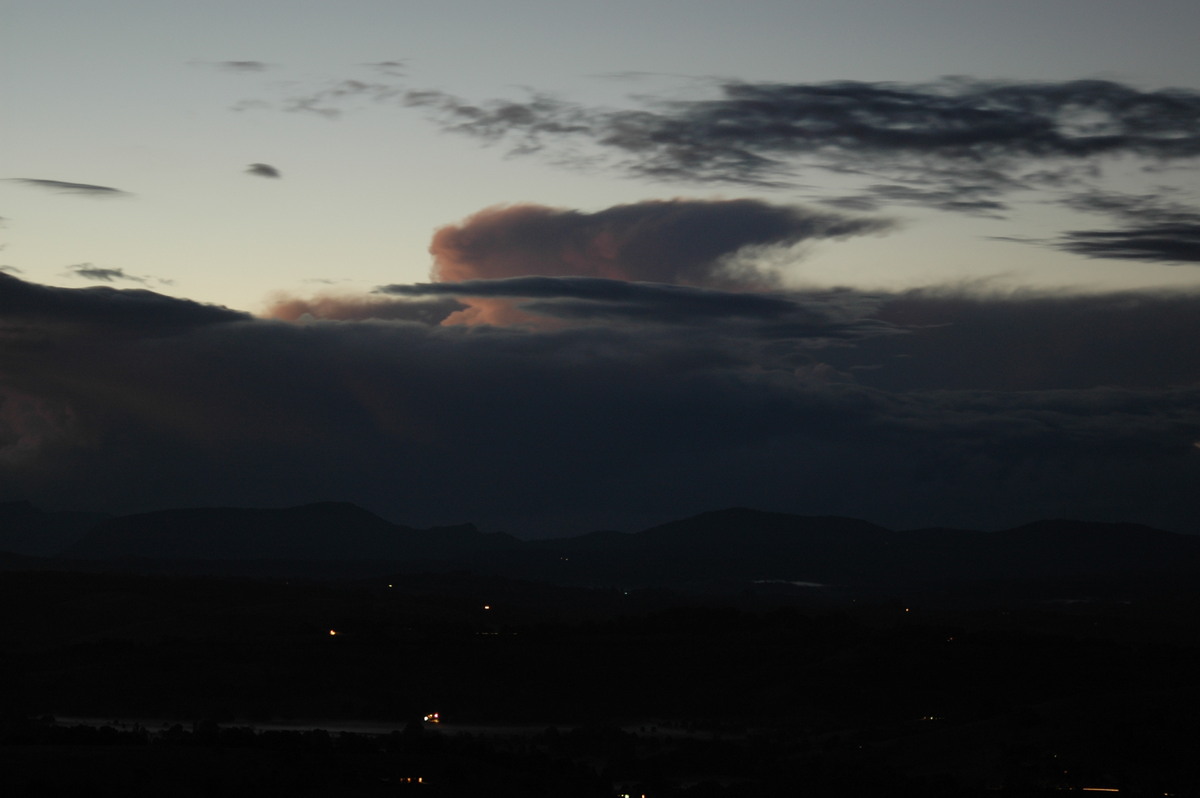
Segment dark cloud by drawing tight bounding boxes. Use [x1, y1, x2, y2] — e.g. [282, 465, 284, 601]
[250, 74, 1200, 252]
[2, 273, 1199, 536]
[380, 276, 896, 342]
[6, 178, 130, 197]
[402, 79, 1200, 192]
[1057, 224, 1200, 263]
[69, 264, 146, 284]
[1054, 190, 1200, 263]
[836, 290, 1200, 392]
[247, 163, 281, 178]
[0, 272, 248, 332]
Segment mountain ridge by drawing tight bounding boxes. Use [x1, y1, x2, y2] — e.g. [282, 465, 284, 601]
[0, 502, 1190, 596]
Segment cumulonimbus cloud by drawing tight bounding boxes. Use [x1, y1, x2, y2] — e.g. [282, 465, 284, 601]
[429, 199, 893, 289]
[422, 198, 892, 325]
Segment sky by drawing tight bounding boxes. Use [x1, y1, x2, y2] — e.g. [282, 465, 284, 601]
[2, 0, 1200, 536]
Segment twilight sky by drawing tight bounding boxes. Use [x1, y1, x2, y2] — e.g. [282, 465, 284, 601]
[3, 0, 1200, 535]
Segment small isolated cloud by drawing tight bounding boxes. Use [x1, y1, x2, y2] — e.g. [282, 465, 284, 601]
[247, 163, 281, 178]
[68, 264, 146, 284]
[361, 60, 406, 77]
[190, 60, 272, 73]
[220, 60, 270, 72]
[6, 178, 130, 197]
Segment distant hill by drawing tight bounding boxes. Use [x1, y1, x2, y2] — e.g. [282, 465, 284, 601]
[63, 501, 518, 562]
[0, 501, 108, 557]
[8, 502, 1200, 599]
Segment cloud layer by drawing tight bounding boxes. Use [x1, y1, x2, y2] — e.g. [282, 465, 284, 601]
[3, 271, 1198, 536]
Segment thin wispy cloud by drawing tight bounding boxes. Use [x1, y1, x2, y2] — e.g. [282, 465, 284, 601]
[67, 264, 148, 284]
[6, 178, 131, 197]
[360, 60, 406, 77]
[245, 71, 1200, 265]
[1054, 190, 1200, 263]
[190, 59, 273, 73]
[397, 79, 1200, 191]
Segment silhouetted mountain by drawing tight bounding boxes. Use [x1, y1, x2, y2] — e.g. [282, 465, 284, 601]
[65, 501, 518, 562]
[35, 502, 1200, 598]
[523, 508, 1200, 595]
[0, 501, 108, 556]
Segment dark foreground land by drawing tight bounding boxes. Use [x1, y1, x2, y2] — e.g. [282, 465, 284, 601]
[2, 569, 1200, 796]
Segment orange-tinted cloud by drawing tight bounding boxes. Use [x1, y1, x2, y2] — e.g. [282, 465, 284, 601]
[430, 199, 892, 289]
[428, 198, 891, 325]
[261, 293, 462, 324]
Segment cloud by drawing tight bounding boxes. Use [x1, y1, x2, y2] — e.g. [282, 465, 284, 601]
[1057, 224, 1200, 263]
[360, 60, 406, 77]
[839, 289, 1200, 391]
[190, 59, 273, 73]
[68, 264, 147, 284]
[422, 198, 892, 325]
[428, 199, 894, 289]
[380, 276, 896, 342]
[261, 293, 463, 324]
[831, 183, 1011, 217]
[1053, 190, 1200, 263]
[6, 178, 130, 197]
[219, 60, 270, 72]
[0, 272, 248, 332]
[247, 163, 281, 178]
[277, 79, 407, 118]
[402, 78, 1200, 194]
[2, 273, 1199, 535]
